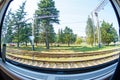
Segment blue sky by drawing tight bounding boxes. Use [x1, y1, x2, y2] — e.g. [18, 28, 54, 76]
[8, 0, 119, 37]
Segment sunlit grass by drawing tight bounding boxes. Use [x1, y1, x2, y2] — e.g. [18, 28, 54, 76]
[7, 43, 120, 53]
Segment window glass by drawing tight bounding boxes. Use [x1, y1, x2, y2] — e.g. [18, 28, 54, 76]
[1, 0, 119, 70]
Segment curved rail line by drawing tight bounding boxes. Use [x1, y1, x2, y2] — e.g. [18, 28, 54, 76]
[6, 48, 120, 58]
[6, 50, 119, 69]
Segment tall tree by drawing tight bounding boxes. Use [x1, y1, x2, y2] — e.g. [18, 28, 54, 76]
[64, 26, 74, 46]
[71, 34, 77, 44]
[2, 9, 14, 43]
[34, 18, 41, 46]
[19, 23, 32, 46]
[57, 29, 64, 44]
[101, 21, 118, 45]
[60, 29, 64, 43]
[57, 29, 61, 43]
[35, 0, 59, 49]
[38, 22, 56, 46]
[75, 37, 82, 44]
[12, 1, 27, 48]
[86, 16, 94, 46]
[48, 25, 56, 44]
[112, 28, 118, 44]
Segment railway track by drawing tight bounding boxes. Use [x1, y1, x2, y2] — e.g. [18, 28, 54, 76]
[6, 48, 120, 58]
[6, 48, 120, 69]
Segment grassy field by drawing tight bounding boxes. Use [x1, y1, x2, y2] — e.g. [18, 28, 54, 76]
[7, 43, 120, 53]
[6, 43, 120, 68]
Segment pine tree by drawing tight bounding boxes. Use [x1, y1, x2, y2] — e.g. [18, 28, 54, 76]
[86, 16, 94, 46]
[12, 1, 27, 48]
[35, 0, 59, 49]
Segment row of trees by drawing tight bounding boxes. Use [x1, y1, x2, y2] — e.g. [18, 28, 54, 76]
[86, 16, 118, 46]
[33, 0, 78, 48]
[2, 1, 32, 48]
[57, 27, 77, 46]
[2, 0, 79, 49]
[2, 0, 118, 50]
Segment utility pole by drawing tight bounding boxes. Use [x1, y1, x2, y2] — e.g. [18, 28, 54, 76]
[32, 18, 35, 50]
[24, 18, 35, 51]
[91, 0, 108, 48]
[27, 15, 58, 50]
[91, 12, 96, 46]
[95, 12, 101, 48]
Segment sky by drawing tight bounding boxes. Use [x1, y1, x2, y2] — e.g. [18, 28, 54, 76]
[7, 0, 119, 37]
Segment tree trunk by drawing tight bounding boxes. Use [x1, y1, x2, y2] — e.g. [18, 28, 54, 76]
[25, 41, 27, 47]
[17, 25, 20, 48]
[36, 42, 37, 46]
[46, 30, 49, 49]
[68, 41, 70, 47]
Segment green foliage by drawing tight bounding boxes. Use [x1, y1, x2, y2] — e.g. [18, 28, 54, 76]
[2, 9, 14, 43]
[38, 24, 56, 44]
[57, 29, 64, 43]
[35, 0, 59, 49]
[112, 28, 118, 43]
[11, 1, 27, 47]
[9, 44, 118, 53]
[86, 16, 94, 46]
[101, 21, 118, 45]
[63, 26, 76, 46]
[86, 37, 94, 46]
[75, 37, 82, 44]
[71, 34, 77, 44]
[19, 24, 32, 44]
[3, 1, 33, 47]
[48, 25, 56, 43]
[34, 19, 41, 46]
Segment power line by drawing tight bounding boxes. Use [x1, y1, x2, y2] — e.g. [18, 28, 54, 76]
[40, 7, 55, 10]
[94, 0, 109, 13]
[34, 15, 58, 19]
[59, 21, 86, 25]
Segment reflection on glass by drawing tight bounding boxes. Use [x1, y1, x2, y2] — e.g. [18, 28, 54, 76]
[1, 0, 119, 69]
[0, 0, 5, 10]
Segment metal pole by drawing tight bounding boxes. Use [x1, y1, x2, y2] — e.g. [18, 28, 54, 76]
[95, 12, 101, 48]
[2, 44, 6, 63]
[32, 19, 35, 51]
[91, 12, 96, 46]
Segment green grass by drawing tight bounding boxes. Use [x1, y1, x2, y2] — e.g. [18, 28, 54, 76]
[7, 44, 120, 53]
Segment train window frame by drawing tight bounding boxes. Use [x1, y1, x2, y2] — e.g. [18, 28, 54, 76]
[109, 0, 120, 79]
[0, 0, 120, 80]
